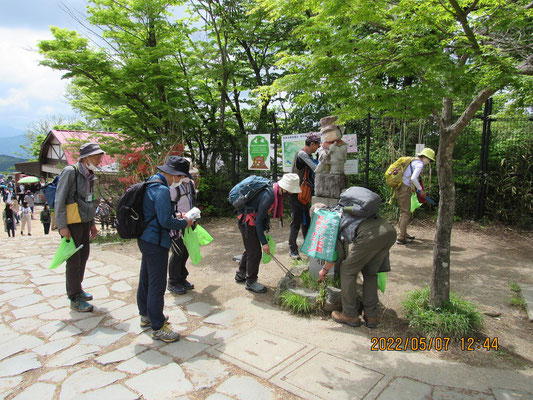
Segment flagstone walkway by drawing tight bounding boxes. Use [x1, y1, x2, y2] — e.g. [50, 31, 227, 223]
[0, 232, 532, 400]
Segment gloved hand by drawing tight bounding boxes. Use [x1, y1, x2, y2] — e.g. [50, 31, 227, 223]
[185, 207, 201, 221]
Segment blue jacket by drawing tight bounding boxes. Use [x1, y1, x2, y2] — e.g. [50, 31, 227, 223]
[241, 185, 274, 245]
[140, 173, 188, 249]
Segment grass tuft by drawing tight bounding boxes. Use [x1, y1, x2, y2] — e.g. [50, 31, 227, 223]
[92, 232, 129, 244]
[279, 290, 313, 315]
[402, 286, 484, 338]
[508, 282, 526, 310]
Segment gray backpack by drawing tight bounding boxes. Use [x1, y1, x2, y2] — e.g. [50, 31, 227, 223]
[337, 186, 382, 242]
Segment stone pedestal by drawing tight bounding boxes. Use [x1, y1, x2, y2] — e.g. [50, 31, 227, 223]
[314, 173, 347, 198]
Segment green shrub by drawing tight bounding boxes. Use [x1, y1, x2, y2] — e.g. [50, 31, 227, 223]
[92, 232, 129, 244]
[402, 287, 484, 338]
[279, 291, 313, 315]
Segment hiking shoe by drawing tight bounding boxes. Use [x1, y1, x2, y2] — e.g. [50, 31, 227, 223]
[80, 291, 93, 301]
[151, 322, 180, 342]
[245, 281, 267, 293]
[396, 238, 407, 245]
[406, 234, 415, 240]
[140, 314, 169, 328]
[168, 284, 186, 295]
[183, 280, 194, 291]
[235, 272, 246, 283]
[290, 251, 302, 260]
[70, 296, 94, 312]
[331, 311, 362, 327]
[362, 313, 378, 329]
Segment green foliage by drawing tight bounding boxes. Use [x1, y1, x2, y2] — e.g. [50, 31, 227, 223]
[279, 290, 313, 315]
[402, 287, 484, 338]
[508, 281, 526, 311]
[92, 232, 130, 244]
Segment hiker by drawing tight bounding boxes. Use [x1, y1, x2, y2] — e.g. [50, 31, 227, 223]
[24, 190, 35, 218]
[95, 199, 110, 230]
[234, 173, 301, 293]
[289, 132, 320, 260]
[55, 142, 105, 312]
[396, 148, 435, 244]
[40, 203, 51, 234]
[137, 156, 193, 343]
[3, 202, 15, 238]
[19, 201, 32, 236]
[317, 187, 396, 329]
[167, 164, 198, 295]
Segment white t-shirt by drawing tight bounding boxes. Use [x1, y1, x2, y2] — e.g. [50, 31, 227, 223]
[402, 159, 424, 191]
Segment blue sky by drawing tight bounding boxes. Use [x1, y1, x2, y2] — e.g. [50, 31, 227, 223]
[0, 0, 89, 134]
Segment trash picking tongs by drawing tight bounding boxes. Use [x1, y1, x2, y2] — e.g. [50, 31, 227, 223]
[270, 254, 294, 278]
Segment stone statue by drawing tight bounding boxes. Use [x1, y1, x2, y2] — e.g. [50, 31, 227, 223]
[315, 116, 347, 174]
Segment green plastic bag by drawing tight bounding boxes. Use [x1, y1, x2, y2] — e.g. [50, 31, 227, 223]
[50, 237, 83, 269]
[195, 225, 213, 246]
[377, 272, 387, 293]
[262, 234, 277, 264]
[183, 227, 202, 265]
[410, 192, 422, 212]
[301, 209, 341, 262]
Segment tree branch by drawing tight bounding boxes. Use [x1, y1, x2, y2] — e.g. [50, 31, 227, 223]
[446, 0, 481, 53]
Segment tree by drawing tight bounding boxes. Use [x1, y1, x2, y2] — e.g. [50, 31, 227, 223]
[260, 0, 532, 306]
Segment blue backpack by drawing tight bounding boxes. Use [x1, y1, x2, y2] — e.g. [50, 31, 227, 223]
[44, 165, 79, 210]
[228, 176, 272, 209]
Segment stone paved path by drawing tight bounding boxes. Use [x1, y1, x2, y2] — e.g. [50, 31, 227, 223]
[1, 231, 532, 400]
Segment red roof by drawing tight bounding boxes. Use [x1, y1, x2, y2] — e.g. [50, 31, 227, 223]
[49, 130, 123, 166]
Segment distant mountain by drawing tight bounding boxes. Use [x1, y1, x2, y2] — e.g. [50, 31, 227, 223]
[0, 135, 31, 158]
[0, 124, 25, 138]
[0, 155, 28, 173]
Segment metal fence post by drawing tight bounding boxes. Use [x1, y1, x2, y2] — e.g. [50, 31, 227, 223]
[475, 97, 492, 220]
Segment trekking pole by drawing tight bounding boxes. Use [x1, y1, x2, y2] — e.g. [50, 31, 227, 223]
[270, 254, 294, 278]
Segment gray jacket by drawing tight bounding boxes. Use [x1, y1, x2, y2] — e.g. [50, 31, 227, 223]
[54, 162, 96, 229]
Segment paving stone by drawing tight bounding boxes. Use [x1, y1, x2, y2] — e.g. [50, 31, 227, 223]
[0, 283, 25, 292]
[48, 297, 68, 309]
[377, 377, 432, 400]
[33, 337, 76, 356]
[39, 369, 68, 383]
[125, 363, 194, 400]
[0, 270, 20, 277]
[492, 388, 533, 400]
[131, 332, 166, 349]
[12, 302, 53, 319]
[49, 324, 82, 341]
[217, 375, 274, 400]
[48, 344, 100, 367]
[110, 281, 132, 292]
[82, 276, 111, 288]
[76, 384, 139, 400]
[206, 394, 234, 400]
[31, 274, 65, 285]
[112, 316, 146, 334]
[166, 306, 188, 324]
[0, 275, 28, 283]
[38, 283, 65, 297]
[117, 349, 173, 373]
[96, 344, 148, 365]
[111, 270, 138, 280]
[89, 265, 122, 276]
[0, 324, 18, 342]
[38, 320, 67, 338]
[0, 288, 34, 302]
[88, 285, 110, 299]
[12, 255, 45, 264]
[432, 387, 495, 400]
[186, 302, 217, 317]
[59, 366, 126, 400]
[204, 310, 238, 326]
[109, 304, 139, 321]
[9, 294, 44, 308]
[0, 335, 44, 360]
[160, 339, 210, 362]
[12, 382, 56, 400]
[39, 308, 94, 321]
[74, 316, 104, 332]
[11, 317, 45, 332]
[78, 327, 127, 347]
[0, 376, 23, 399]
[0, 352, 41, 377]
[168, 293, 193, 305]
[182, 355, 230, 390]
[92, 299, 127, 311]
[86, 260, 105, 268]
[187, 326, 234, 345]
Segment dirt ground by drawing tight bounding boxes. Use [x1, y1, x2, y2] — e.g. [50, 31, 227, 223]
[94, 215, 533, 371]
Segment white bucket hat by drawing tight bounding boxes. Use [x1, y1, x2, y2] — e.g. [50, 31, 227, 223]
[278, 173, 301, 193]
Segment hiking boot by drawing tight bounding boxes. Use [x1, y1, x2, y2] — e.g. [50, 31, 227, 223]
[235, 272, 246, 283]
[151, 322, 180, 342]
[70, 296, 94, 312]
[331, 311, 362, 327]
[80, 291, 93, 301]
[183, 280, 194, 291]
[290, 251, 301, 260]
[245, 280, 267, 293]
[140, 314, 169, 328]
[396, 238, 407, 245]
[362, 313, 378, 329]
[406, 234, 415, 240]
[168, 284, 186, 295]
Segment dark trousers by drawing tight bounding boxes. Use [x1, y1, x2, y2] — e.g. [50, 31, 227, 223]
[289, 194, 311, 254]
[6, 221, 15, 237]
[137, 239, 169, 330]
[168, 236, 189, 286]
[237, 221, 261, 284]
[66, 222, 91, 300]
[43, 223, 50, 235]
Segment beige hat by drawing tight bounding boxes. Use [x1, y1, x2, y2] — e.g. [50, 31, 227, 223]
[278, 173, 301, 193]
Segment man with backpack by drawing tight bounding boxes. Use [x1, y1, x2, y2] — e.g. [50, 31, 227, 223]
[232, 173, 302, 293]
[55, 142, 105, 312]
[289, 132, 321, 260]
[137, 156, 193, 342]
[395, 148, 435, 244]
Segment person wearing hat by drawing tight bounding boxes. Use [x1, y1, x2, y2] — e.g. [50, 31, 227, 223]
[235, 173, 301, 293]
[55, 142, 106, 312]
[396, 147, 435, 244]
[289, 132, 321, 260]
[137, 156, 193, 342]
